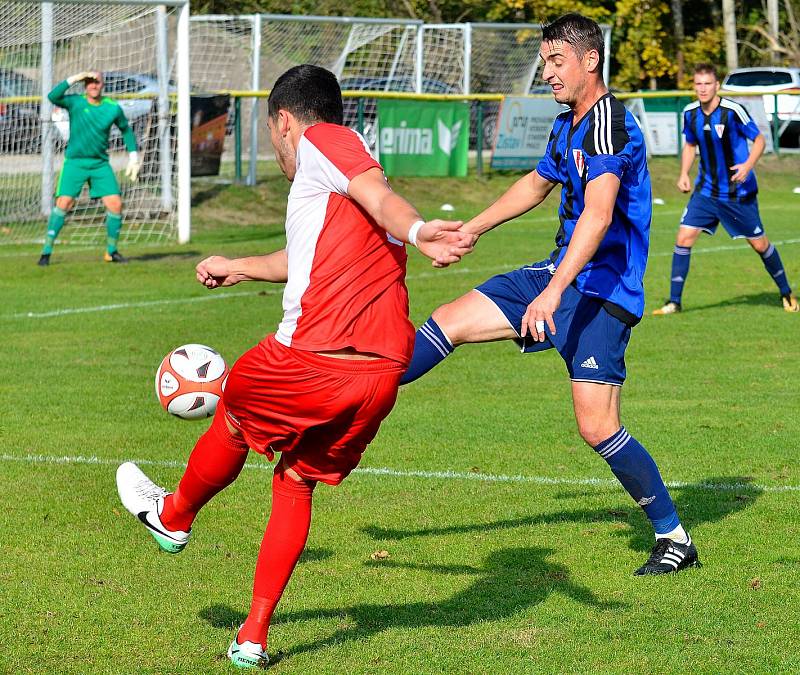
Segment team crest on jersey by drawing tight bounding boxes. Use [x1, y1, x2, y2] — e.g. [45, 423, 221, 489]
[715, 124, 725, 138]
[572, 149, 586, 177]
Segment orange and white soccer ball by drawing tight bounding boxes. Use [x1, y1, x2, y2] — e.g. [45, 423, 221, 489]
[155, 344, 228, 419]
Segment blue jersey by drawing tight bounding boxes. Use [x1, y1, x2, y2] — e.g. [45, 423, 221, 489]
[536, 93, 651, 324]
[683, 98, 761, 202]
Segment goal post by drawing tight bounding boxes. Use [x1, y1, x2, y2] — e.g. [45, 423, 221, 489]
[0, 0, 190, 247]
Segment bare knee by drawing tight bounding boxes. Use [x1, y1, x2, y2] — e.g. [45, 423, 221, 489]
[675, 227, 699, 248]
[55, 196, 74, 211]
[103, 195, 122, 214]
[224, 418, 242, 436]
[748, 236, 770, 255]
[577, 422, 619, 448]
[431, 301, 464, 345]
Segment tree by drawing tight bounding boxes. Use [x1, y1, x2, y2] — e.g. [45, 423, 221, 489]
[612, 0, 675, 90]
[741, 0, 800, 65]
[670, 0, 685, 85]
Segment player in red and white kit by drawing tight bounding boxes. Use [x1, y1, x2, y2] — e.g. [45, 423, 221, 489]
[115, 65, 474, 668]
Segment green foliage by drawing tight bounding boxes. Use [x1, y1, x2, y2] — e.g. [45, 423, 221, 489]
[189, 0, 795, 90]
[612, 0, 675, 90]
[680, 27, 726, 87]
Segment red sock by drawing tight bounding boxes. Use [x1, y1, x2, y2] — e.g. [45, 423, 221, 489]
[238, 467, 316, 649]
[161, 403, 249, 532]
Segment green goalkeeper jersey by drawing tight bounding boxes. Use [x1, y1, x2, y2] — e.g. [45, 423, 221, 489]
[48, 79, 137, 161]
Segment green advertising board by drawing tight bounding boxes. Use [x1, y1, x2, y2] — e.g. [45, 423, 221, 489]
[376, 99, 470, 177]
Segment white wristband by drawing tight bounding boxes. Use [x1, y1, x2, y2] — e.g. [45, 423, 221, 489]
[407, 220, 425, 247]
[129, 151, 139, 163]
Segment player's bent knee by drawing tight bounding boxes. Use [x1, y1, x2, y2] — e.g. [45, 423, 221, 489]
[224, 417, 242, 437]
[749, 236, 769, 254]
[676, 229, 699, 248]
[274, 462, 317, 497]
[431, 303, 465, 345]
[577, 422, 618, 448]
[56, 197, 75, 211]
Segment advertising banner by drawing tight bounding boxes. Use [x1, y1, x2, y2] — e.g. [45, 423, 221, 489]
[376, 99, 470, 177]
[491, 96, 565, 170]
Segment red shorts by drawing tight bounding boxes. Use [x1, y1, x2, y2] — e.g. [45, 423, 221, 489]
[221, 335, 405, 485]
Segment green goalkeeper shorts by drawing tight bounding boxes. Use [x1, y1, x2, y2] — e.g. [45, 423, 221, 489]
[56, 158, 120, 199]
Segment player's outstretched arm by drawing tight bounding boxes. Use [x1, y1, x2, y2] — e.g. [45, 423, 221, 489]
[463, 170, 557, 237]
[196, 250, 288, 288]
[347, 167, 475, 267]
[521, 173, 620, 342]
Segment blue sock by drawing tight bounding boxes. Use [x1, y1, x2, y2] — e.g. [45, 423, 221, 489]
[400, 317, 454, 385]
[760, 244, 792, 296]
[669, 245, 691, 304]
[594, 427, 680, 536]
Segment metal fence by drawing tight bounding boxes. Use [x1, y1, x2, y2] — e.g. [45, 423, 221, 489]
[189, 14, 612, 184]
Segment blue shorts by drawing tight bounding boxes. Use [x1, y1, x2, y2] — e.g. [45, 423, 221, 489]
[475, 261, 632, 385]
[680, 191, 765, 239]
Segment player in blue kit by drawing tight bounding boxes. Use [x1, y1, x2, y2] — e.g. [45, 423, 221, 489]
[653, 63, 798, 314]
[402, 13, 699, 575]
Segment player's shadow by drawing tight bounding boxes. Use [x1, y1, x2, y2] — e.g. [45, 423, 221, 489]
[362, 476, 762, 554]
[192, 183, 228, 206]
[198, 547, 334, 630]
[200, 546, 623, 659]
[681, 291, 780, 312]
[277, 546, 623, 658]
[126, 250, 201, 262]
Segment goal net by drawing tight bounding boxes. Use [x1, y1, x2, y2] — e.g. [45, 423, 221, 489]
[189, 15, 610, 174]
[0, 0, 190, 248]
[190, 15, 421, 180]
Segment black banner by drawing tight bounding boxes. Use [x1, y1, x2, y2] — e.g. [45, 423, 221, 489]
[190, 94, 230, 177]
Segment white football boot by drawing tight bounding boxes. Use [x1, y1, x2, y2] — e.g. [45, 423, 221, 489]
[228, 628, 270, 669]
[116, 462, 190, 554]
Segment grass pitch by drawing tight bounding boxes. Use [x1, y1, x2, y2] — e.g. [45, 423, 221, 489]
[1, 157, 799, 673]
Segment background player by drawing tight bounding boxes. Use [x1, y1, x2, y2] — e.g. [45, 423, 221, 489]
[400, 13, 700, 576]
[653, 63, 798, 314]
[38, 71, 140, 266]
[115, 65, 473, 668]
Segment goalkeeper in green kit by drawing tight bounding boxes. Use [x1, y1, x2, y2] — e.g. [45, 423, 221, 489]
[38, 70, 141, 266]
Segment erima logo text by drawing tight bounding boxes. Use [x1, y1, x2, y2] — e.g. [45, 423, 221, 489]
[380, 119, 462, 156]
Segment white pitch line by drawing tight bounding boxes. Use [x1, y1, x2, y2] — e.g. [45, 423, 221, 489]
[7, 288, 281, 319]
[651, 237, 800, 257]
[6, 237, 800, 321]
[0, 452, 796, 493]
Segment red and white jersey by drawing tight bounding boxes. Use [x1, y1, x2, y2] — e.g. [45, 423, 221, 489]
[275, 123, 415, 365]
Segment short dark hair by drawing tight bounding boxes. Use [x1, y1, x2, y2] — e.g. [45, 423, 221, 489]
[693, 63, 719, 80]
[541, 13, 605, 74]
[267, 64, 343, 125]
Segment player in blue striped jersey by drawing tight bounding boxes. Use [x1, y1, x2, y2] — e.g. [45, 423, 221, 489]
[653, 63, 798, 314]
[402, 13, 699, 575]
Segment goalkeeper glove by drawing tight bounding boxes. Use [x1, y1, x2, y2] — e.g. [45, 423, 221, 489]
[67, 71, 100, 86]
[125, 152, 141, 182]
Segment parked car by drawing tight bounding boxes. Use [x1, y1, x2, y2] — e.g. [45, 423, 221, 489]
[339, 75, 498, 151]
[0, 68, 41, 153]
[722, 67, 800, 147]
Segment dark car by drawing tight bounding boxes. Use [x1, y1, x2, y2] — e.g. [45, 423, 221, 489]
[339, 75, 498, 150]
[0, 69, 41, 153]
